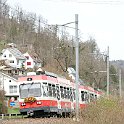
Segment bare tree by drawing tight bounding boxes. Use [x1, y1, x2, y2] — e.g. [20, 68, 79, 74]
[0, 79, 7, 114]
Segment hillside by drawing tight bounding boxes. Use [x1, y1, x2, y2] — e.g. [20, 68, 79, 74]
[111, 60, 124, 69]
[111, 60, 124, 77]
[0, 0, 123, 93]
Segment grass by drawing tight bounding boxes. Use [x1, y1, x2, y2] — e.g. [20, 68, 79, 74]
[0, 108, 26, 119]
[4, 97, 124, 123]
[79, 97, 124, 124]
[7, 107, 20, 114]
[0, 40, 6, 51]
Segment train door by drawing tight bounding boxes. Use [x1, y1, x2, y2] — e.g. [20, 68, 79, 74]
[56, 84, 61, 110]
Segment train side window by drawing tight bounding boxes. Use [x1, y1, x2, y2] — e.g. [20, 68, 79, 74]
[90, 93, 94, 102]
[64, 87, 67, 99]
[42, 82, 48, 97]
[84, 92, 89, 102]
[56, 85, 60, 100]
[70, 88, 73, 101]
[48, 83, 52, 97]
[60, 86, 64, 99]
[52, 84, 56, 98]
[73, 89, 76, 100]
[95, 95, 97, 100]
[81, 91, 85, 101]
[67, 88, 70, 99]
[87, 93, 90, 102]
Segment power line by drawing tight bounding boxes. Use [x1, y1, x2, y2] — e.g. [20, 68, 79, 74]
[69, 0, 123, 4]
[42, 0, 124, 5]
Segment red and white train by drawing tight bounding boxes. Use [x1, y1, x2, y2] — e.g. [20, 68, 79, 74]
[18, 71, 102, 117]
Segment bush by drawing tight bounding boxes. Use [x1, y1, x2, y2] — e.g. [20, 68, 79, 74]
[80, 97, 124, 124]
[0, 90, 7, 114]
[0, 102, 7, 114]
[0, 103, 2, 113]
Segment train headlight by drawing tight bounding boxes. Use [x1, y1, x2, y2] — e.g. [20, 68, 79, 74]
[21, 103, 26, 106]
[36, 101, 42, 105]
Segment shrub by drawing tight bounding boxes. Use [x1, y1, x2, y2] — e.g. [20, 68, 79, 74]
[80, 97, 124, 124]
[0, 90, 7, 114]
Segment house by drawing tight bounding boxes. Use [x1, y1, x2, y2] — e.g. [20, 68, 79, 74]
[6, 43, 17, 48]
[2, 66, 25, 76]
[23, 52, 41, 69]
[67, 67, 76, 81]
[0, 59, 25, 76]
[0, 47, 26, 68]
[67, 67, 85, 85]
[0, 72, 19, 107]
[0, 72, 19, 97]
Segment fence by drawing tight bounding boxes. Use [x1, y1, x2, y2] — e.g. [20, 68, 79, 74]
[0, 113, 25, 120]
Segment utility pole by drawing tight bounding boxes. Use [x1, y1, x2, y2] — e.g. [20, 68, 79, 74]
[75, 14, 79, 121]
[53, 15, 79, 120]
[119, 69, 122, 98]
[107, 46, 109, 97]
[38, 18, 41, 34]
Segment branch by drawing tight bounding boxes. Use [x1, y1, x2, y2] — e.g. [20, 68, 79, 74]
[55, 58, 66, 72]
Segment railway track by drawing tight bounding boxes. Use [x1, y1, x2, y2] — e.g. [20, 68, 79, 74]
[0, 118, 79, 124]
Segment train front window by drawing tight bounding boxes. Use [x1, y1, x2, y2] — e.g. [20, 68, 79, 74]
[19, 83, 41, 98]
[28, 83, 41, 97]
[20, 84, 29, 98]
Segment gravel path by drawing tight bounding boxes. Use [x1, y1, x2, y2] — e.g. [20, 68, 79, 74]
[0, 118, 79, 124]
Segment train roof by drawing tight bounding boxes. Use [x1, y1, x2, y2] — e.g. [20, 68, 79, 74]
[18, 74, 102, 94]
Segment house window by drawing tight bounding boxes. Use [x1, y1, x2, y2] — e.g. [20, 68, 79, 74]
[27, 62, 31, 65]
[25, 56, 29, 60]
[10, 60, 14, 63]
[9, 85, 17, 93]
[8, 70, 12, 73]
[22, 71, 24, 74]
[9, 54, 12, 57]
[15, 70, 18, 74]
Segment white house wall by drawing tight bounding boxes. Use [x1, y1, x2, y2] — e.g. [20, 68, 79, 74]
[1, 49, 26, 68]
[0, 72, 19, 96]
[4, 76, 19, 96]
[23, 52, 34, 69]
[1, 49, 17, 67]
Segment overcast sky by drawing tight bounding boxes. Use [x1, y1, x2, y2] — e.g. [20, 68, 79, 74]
[7, 0, 124, 60]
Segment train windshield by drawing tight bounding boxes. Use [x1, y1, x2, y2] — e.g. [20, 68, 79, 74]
[19, 83, 41, 98]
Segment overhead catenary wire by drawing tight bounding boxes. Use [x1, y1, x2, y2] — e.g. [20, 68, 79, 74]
[41, 0, 124, 5]
[1, 0, 122, 28]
